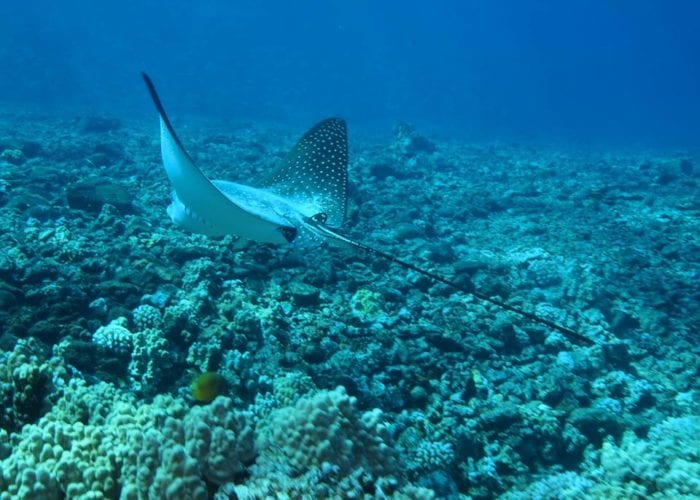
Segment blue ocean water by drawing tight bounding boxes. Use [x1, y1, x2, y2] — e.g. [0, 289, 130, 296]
[1, 1, 699, 144]
[0, 2, 698, 499]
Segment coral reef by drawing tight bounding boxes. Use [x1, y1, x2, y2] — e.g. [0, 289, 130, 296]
[0, 116, 697, 498]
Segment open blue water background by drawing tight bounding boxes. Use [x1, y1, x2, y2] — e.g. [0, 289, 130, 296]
[1, 0, 698, 145]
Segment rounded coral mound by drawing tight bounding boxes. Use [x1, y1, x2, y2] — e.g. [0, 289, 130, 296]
[242, 386, 434, 498]
[256, 386, 396, 476]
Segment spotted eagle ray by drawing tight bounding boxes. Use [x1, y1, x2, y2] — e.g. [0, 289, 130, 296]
[142, 73, 592, 346]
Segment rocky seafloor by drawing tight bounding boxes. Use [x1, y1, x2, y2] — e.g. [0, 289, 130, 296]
[0, 113, 698, 499]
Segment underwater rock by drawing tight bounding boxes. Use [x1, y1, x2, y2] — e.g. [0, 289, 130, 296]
[300, 260, 336, 287]
[608, 309, 640, 336]
[602, 342, 632, 369]
[3, 191, 50, 216]
[453, 259, 489, 276]
[655, 168, 677, 185]
[81, 116, 122, 133]
[425, 334, 467, 354]
[90, 142, 126, 166]
[393, 222, 424, 240]
[424, 243, 456, 264]
[625, 379, 656, 413]
[94, 141, 125, 159]
[301, 344, 328, 364]
[0, 148, 25, 165]
[408, 385, 429, 407]
[87, 297, 109, 320]
[394, 122, 436, 157]
[479, 403, 521, 431]
[569, 407, 625, 445]
[66, 178, 133, 214]
[99, 279, 141, 304]
[27, 320, 62, 344]
[61, 338, 111, 371]
[679, 158, 694, 175]
[166, 245, 216, 265]
[143, 285, 178, 309]
[288, 281, 321, 306]
[369, 162, 418, 180]
[22, 260, 60, 284]
[0, 281, 20, 309]
[20, 141, 42, 158]
[489, 316, 521, 354]
[240, 141, 267, 162]
[203, 133, 237, 146]
[0, 333, 18, 353]
[660, 242, 682, 261]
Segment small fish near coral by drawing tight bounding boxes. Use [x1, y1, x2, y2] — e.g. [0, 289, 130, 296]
[191, 372, 227, 404]
[142, 72, 596, 347]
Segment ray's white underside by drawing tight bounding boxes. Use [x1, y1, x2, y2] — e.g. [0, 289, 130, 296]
[159, 117, 325, 244]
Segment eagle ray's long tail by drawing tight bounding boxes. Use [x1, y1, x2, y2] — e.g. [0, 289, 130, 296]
[305, 216, 595, 346]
